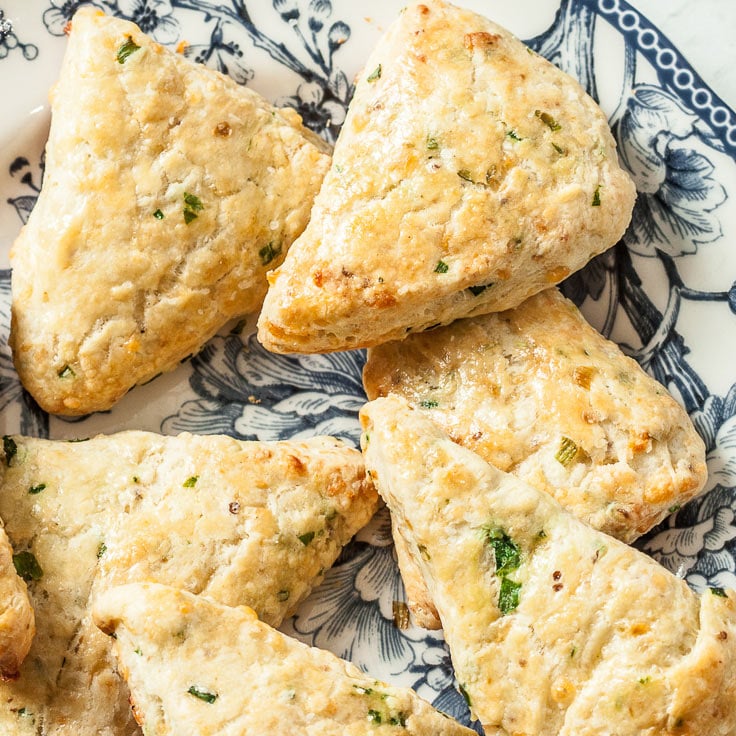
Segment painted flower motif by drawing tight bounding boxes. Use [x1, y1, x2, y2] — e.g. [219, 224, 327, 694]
[115, 0, 179, 44]
[279, 80, 347, 137]
[43, 0, 111, 36]
[183, 20, 253, 85]
[163, 331, 365, 445]
[618, 85, 727, 257]
[283, 509, 428, 681]
[0, 10, 38, 59]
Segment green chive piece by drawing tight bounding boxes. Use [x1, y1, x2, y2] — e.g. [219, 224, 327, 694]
[58, 365, 75, 378]
[153, 209, 164, 220]
[426, 136, 439, 150]
[551, 142, 566, 155]
[12, 551, 43, 582]
[183, 192, 204, 224]
[29, 483, 46, 495]
[535, 110, 561, 131]
[555, 436, 578, 466]
[483, 526, 521, 575]
[367, 709, 382, 723]
[97, 542, 107, 558]
[458, 683, 472, 707]
[259, 241, 283, 266]
[457, 169, 474, 182]
[3, 436, 17, 464]
[116, 36, 141, 64]
[498, 576, 521, 615]
[183, 476, 199, 488]
[298, 531, 315, 546]
[592, 185, 601, 207]
[187, 685, 218, 704]
[468, 283, 490, 296]
[434, 260, 449, 273]
[506, 129, 522, 141]
[277, 589, 290, 602]
[711, 587, 728, 598]
[366, 64, 382, 82]
[419, 399, 439, 409]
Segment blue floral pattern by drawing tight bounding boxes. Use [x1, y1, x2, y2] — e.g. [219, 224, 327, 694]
[0, 0, 735, 727]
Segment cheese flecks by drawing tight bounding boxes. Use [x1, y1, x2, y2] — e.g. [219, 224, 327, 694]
[9, 8, 331, 415]
[360, 396, 736, 736]
[363, 288, 707, 627]
[92, 582, 476, 736]
[258, 0, 636, 353]
[0, 432, 377, 735]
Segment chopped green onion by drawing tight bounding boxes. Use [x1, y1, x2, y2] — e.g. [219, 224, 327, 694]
[482, 526, 521, 575]
[535, 110, 561, 131]
[555, 436, 578, 466]
[116, 37, 140, 64]
[183, 192, 204, 224]
[419, 399, 438, 409]
[58, 365, 75, 378]
[457, 169, 474, 182]
[13, 551, 43, 582]
[426, 136, 439, 150]
[711, 587, 728, 598]
[97, 542, 107, 558]
[434, 260, 449, 273]
[498, 576, 521, 615]
[259, 241, 283, 266]
[187, 685, 218, 704]
[183, 476, 198, 488]
[366, 64, 382, 82]
[153, 209, 164, 220]
[592, 185, 601, 207]
[298, 531, 315, 546]
[29, 483, 46, 495]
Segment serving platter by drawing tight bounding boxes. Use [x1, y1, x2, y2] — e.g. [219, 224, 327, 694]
[0, 0, 735, 730]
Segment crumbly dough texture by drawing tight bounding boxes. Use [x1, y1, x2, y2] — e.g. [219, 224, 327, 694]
[9, 8, 331, 415]
[361, 397, 736, 736]
[0, 524, 34, 680]
[0, 432, 377, 735]
[92, 582, 476, 736]
[363, 288, 707, 627]
[258, 0, 636, 353]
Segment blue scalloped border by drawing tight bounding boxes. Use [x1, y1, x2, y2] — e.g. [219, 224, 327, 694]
[594, 0, 736, 155]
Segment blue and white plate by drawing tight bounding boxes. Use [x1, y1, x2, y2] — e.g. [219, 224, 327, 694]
[1, 0, 735, 730]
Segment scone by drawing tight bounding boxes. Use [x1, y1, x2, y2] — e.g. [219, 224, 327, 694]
[257, 0, 636, 353]
[92, 582, 476, 736]
[364, 288, 706, 625]
[0, 522, 34, 680]
[0, 432, 377, 735]
[9, 8, 331, 416]
[360, 396, 736, 736]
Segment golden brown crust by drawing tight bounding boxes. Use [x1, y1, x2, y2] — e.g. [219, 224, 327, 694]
[92, 582, 476, 736]
[0, 524, 34, 680]
[9, 8, 331, 416]
[0, 432, 377, 734]
[360, 396, 736, 736]
[258, 0, 636, 353]
[364, 288, 706, 541]
[364, 289, 706, 627]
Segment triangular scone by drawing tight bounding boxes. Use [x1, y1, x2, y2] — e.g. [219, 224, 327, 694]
[257, 0, 636, 353]
[361, 397, 736, 736]
[9, 8, 331, 416]
[0, 523, 34, 680]
[364, 287, 707, 627]
[93, 582, 475, 736]
[0, 432, 376, 735]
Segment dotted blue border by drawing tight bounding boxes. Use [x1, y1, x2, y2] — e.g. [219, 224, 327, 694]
[593, 0, 736, 158]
